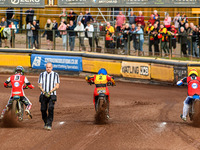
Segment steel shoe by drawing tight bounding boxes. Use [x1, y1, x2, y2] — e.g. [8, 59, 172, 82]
[25, 109, 32, 119]
[46, 126, 52, 131]
[180, 114, 186, 121]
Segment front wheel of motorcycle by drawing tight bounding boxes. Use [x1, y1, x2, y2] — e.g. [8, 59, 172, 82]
[11, 100, 17, 119]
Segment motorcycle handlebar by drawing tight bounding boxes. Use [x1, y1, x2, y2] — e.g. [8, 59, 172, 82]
[6, 85, 30, 89]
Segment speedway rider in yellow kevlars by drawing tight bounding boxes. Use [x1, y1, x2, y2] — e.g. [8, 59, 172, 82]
[85, 68, 115, 119]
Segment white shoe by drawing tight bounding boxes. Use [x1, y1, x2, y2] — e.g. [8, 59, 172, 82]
[25, 109, 32, 119]
[180, 114, 186, 121]
[46, 126, 52, 131]
[0, 114, 3, 120]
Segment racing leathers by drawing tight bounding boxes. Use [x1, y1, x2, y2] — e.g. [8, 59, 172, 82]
[1, 73, 34, 118]
[86, 74, 115, 108]
[177, 76, 200, 120]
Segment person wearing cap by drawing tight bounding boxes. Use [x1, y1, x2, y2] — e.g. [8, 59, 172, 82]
[177, 68, 200, 121]
[168, 25, 177, 52]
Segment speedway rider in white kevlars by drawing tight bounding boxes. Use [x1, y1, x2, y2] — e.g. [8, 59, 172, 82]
[177, 68, 200, 121]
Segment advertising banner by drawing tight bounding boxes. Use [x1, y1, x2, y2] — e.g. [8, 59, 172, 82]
[0, 0, 45, 8]
[31, 54, 82, 72]
[57, 0, 200, 7]
[121, 61, 150, 79]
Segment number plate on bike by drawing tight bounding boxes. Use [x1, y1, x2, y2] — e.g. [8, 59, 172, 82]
[97, 88, 106, 94]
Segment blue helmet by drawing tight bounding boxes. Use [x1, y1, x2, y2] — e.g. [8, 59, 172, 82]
[98, 68, 107, 75]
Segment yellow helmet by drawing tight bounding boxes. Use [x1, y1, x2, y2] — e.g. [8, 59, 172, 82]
[188, 68, 198, 77]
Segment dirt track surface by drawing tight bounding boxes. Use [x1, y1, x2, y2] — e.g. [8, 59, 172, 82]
[0, 74, 200, 150]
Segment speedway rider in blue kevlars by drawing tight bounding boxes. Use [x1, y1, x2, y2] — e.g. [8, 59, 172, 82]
[177, 68, 200, 121]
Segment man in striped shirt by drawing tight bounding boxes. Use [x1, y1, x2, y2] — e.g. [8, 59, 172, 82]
[38, 62, 60, 131]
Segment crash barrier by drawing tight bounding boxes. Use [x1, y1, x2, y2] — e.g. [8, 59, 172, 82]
[5, 29, 198, 59]
[0, 48, 199, 84]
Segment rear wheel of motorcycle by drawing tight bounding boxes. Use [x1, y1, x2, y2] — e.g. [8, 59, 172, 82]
[11, 100, 17, 119]
[192, 100, 200, 126]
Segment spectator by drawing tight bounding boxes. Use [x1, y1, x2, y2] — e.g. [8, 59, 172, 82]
[154, 15, 160, 28]
[116, 11, 126, 32]
[164, 12, 171, 31]
[135, 26, 144, 55]
[85, 21, 94, 51]
[178, 18, 186, 31]
[158, 24, 169, 56]
[153, 10, 160, 19]
[6, 7, 15, 27]
[58, 21, 67, 50]
[173, 12, 181, 30]
[192, 26, 199, 57]
[44, 19, 53, 50]
[59, 8, 67, 21]
[67, 9, 77, 24]
[128, 11, 136, 26]
[135, 11, 145, 29]
[148, 14, 155, 26]
[146, 22, 154, 56]
[168, 25, 177, 52]
[74, 21, 86, 51]
[77, 12, 84, 25]
[0, 17, 8, 48]
[67, 20, 76, 51]
[26, 22, 33, 49]
[177, 27, 187, 57]
[9, 21, 16, 48]
[116, 32, 124, 50]
[152, 23, 160, 56]
[105, 22, 115, 52]
[83, 9, 94, 27]
[25, 8, 34, 25]
[52, 18, 59, 37]
[38, 62, 60, 131]
[185, 23, 192, 55]
[129, 24, 138, 51]
[31, 20, 40, 49]
[123, 23, 131, 54]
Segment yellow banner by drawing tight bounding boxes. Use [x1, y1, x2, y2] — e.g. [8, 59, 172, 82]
[82, 58, 121, 75]
[151, 64, 174, 82]
[0, 54, 31, 67]
[121, 61, 151, 79]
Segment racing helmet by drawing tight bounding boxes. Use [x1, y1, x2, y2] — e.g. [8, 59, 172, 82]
[15, 66, 24, 75]
[188, 68, 198, 77]
[98, 68, 107, 75]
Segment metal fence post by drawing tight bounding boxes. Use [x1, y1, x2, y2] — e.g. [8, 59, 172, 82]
[39, 29, 41, 49]
[190, 35, 193, 60]
[92, 32, 95, 52]
[138, 33, 140, 56]
[159, 38, 162, 57]
[26, 30, 28, 49]
[11, 29, 15, 48]
[53, 30, 56, 50]
[170, 35, 172, 59]
[180, 36, 182, 57]
[128, 33, 130, 55]
[67, 34, 69, 51]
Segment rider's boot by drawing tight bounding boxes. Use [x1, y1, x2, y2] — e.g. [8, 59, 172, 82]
[25, 109, 32, 119]
[180, 114, 187, 121]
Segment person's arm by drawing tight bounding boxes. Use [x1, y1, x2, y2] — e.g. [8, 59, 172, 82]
[24, 77, 34, 89]
[177, 77, 187, 86]
[38, 73, 45, 93]
[107, 75, 115, 86]
[4, 77, 11, 87]
[85, 75, 94, 83]
[50, 73, 60, 93]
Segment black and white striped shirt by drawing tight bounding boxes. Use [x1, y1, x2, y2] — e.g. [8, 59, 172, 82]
[38, 71, 60, 95]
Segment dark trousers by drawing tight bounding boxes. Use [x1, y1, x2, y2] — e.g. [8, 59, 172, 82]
[88, 37, 93, 51]
[149, 40, 154, 53]
[154, 39, 159, 55]
[40, 95, 55, 127]
[32, 35, 39, 48]
[182, 43, 187, 56]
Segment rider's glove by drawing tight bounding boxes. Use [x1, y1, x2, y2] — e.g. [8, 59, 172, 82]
[44, 92, 51, 98]
[28, 84, 34, 89]
[23, 85, 28, 89]
[4, 83, 8, 88]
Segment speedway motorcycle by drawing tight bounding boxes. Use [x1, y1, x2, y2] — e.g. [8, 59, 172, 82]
[91, 81, 114, 124]
[6, 86, 32, 121]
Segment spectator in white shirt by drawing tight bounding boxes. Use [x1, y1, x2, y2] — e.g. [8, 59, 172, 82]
[74, 21, 86, 51]
[85, 21, 94, 51]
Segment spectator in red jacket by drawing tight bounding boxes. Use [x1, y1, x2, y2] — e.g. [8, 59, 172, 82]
[135, 11, 145, 29]
[148, 14, 155, 26]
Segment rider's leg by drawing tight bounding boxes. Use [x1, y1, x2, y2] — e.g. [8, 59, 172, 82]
[21, 96, 32, 115]
[182, 96, 193, 119]
[1, 97, 12, 118]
